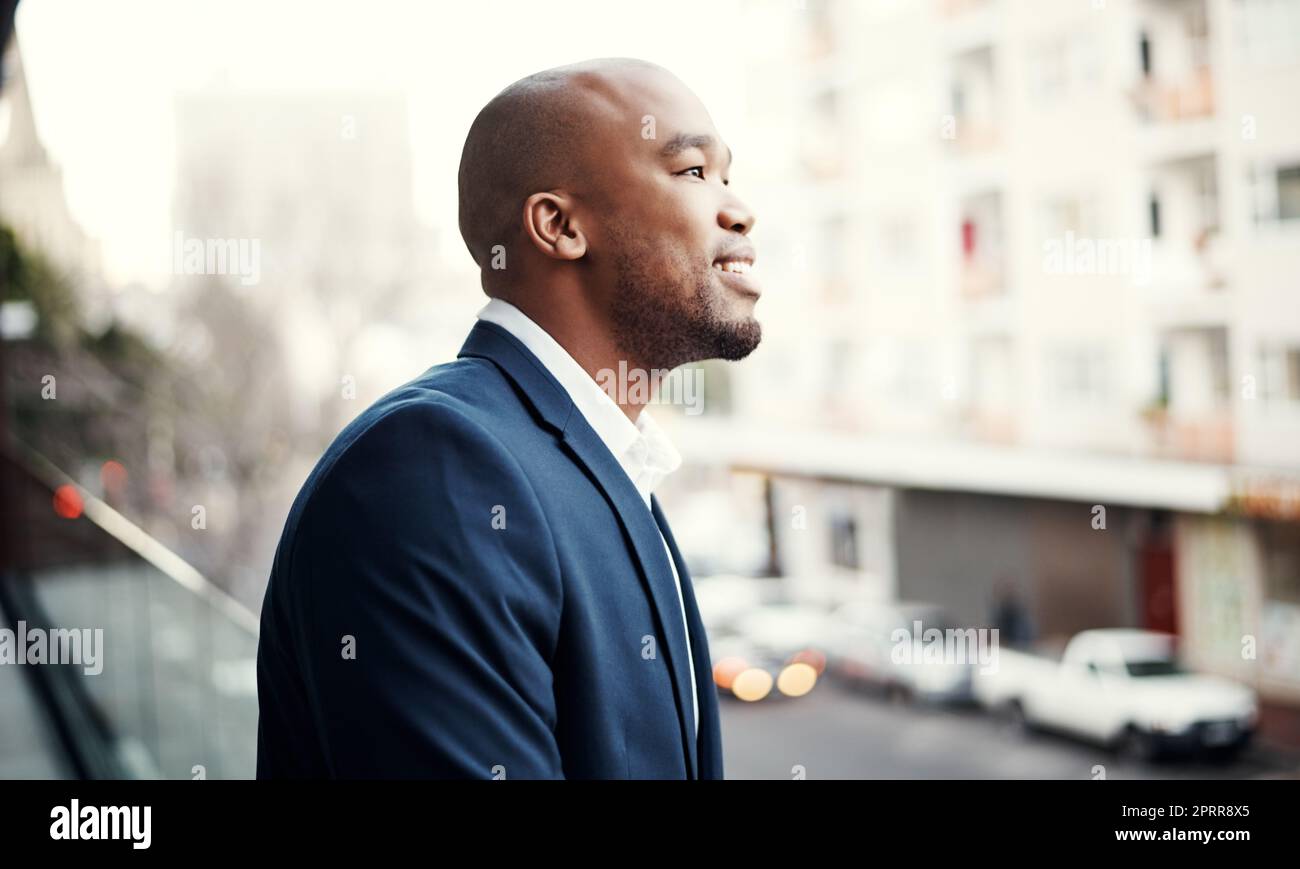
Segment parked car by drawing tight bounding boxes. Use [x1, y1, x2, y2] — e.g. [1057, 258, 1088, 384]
[708, 601, 830, 702]
[973, 628, 1258, 759]
[823, 600, 976, 704]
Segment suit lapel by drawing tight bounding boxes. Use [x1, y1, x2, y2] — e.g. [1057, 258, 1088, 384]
[653, 495, 721, 780]
[560, 423, 699, 779]
[458, 320, 700, 779]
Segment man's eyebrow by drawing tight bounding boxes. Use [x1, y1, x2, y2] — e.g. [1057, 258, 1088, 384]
[659, 132, 733, 169]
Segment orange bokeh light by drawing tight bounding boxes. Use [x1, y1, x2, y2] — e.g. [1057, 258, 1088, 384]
[101, 460, 127, 493]
[712, 656, 750, 691]
[789, 648, 827, 675]
[53, 484, 83, 519]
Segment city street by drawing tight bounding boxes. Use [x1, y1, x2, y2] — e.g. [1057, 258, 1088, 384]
[4, 0, 1300, 790]
[720, 678, 1300, 780]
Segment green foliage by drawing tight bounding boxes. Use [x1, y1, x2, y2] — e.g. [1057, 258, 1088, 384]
[0, 223, 81, 349]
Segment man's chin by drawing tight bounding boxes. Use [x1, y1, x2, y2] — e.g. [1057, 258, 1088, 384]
[712, 317, 762, 361]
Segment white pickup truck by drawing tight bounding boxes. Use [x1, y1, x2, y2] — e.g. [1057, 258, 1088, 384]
[973, 629, 1258, 758]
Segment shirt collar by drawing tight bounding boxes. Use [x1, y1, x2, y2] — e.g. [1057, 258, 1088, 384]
[476, 297, 681, 506]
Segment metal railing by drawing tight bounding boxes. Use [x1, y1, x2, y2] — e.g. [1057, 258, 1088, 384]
[0, 442, 260, 779]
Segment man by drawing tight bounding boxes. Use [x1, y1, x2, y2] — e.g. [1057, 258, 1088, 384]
[256, 57, 761, 779]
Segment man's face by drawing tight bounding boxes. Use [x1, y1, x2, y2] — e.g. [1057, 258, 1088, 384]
[579, 72, 762, 372]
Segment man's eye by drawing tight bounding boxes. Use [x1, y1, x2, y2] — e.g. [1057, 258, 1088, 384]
[679, 166, 705, 179]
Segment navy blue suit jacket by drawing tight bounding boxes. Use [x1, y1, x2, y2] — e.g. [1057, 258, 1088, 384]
[256, 319, 723, 779]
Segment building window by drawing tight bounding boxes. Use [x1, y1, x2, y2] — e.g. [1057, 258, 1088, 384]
[1279, 166, 1300, 222]
[1157, 349, 1172, 406]
[1259, 344, 1300, 404]
[1196, 160, 1220, 234]
[879, 216, 919, 272]
[1040, 195, 1099, 241]
[1238, 0, 1300, 68]
[1048, 345, 1111, 404]
[829, 512, 860, 571]
[1250, 162, 1300, 225]
[1261, 520, 1300, 606]
[1030, 40, 1067, 101]
[1028, 30, 1101, 105]
[972, 336, 1014, 410]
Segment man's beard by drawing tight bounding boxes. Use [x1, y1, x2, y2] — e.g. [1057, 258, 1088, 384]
[608, 244, 762, 372]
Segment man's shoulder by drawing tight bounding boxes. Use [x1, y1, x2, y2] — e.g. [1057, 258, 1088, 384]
[261, 353, 566, 657]
[287, 356, 544, 527]
[332, 356, 513, 456]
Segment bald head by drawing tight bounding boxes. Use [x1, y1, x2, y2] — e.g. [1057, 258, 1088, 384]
[456, 58, 675, 276]
[456, 57, 761, 373]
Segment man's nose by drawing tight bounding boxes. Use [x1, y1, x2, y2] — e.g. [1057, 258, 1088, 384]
[719, 193, 756, 235]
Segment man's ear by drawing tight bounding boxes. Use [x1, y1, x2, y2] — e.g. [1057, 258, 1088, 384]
[522, 191, 587, 261]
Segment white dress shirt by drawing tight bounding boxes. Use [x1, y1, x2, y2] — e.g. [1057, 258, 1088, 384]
[476, 297, 698, 738]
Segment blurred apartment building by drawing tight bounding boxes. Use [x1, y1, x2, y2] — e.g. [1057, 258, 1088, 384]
[668, 0, 1300, 720]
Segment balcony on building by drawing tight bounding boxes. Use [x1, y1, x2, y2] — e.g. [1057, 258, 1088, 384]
[1144, 326, 1235, 463]
[1145, 153, 1229, 326]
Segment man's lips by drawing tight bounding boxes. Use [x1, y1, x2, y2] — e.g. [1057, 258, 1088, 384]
[712, 246, 761, 298]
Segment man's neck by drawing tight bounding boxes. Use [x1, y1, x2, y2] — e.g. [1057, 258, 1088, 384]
[505, 296, 654, 423]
